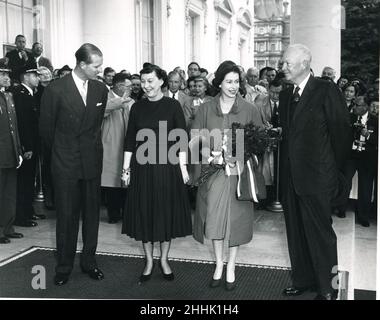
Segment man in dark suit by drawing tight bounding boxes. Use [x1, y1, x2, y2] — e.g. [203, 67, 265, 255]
[13, 63, 44, 227]
[31, 42, 54, 73]
[279, 44, 351, 300]
[5, 35, 34, 83]
[39, 43, 108, 286]
[0, 59, 24, 244]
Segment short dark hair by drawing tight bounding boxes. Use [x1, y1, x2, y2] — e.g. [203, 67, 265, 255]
[32, 42, 42, 49]
[187, 76, 197, 87]
[140, 64, 168, 88]
[112, 72, 131, 86]
[200, 68, 208, 75]
[143, 62, 153, 69]
[104, 67, 116, 76]
[15, 34, 25, 42]
[75, 43, 103, 64]
[188, 62, 200, 70]
[212, 60, 242, 88]
[343, 82, 360, 96]
[269, 78, 283, 88]
[259, 67, 269, 79]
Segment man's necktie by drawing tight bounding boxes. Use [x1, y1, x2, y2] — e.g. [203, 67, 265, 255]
[271, 101, 279, 127]
[172, 92, 176, 99]
[289, 86, 300, 123]
[79, 81, 87, 106]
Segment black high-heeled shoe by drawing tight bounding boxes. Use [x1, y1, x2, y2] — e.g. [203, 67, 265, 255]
[225, 280, 237, 291]
[139, 261, 155, 283]
[159, 262, 174, 281]
[209, 278, 222, 288]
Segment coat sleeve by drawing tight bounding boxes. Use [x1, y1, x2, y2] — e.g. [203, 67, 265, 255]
[13, 93, 33, 152]
[124, 103, 138, 153]
[39, 85, 59, 150]
[324, 81, 352, 170]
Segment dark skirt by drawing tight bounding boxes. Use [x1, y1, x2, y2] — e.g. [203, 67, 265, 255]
[122, 158, 192, 242]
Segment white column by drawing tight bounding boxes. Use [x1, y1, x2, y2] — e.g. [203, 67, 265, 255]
[290, 0, 342, 78]
[82, 0, 136, 73]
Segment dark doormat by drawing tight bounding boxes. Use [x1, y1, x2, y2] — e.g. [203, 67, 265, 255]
[0, 247, 319, 300]
[354, 289, 376, 300]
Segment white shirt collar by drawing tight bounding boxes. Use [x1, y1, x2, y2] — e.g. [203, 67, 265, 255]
[294, 73, 311, 96]
[22, 83, 34, 96]
[360, 111, 369, 123]
[170, 90, 178, 99]
[72, 70, 87, 87]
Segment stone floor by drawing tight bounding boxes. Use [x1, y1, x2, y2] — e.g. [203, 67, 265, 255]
[0, 202, 377, 299]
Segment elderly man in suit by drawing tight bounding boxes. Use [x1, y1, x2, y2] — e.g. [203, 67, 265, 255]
[31, 42, 54, 73]
[39, 43, 108, 286]
[279, 44, 351, 300]
[167, 71, 192, 113]
[0, 59, 24, 244]
[5, 35, 34, 83]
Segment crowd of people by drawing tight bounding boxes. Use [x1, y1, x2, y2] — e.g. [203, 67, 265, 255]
[0, 34, 378, 300]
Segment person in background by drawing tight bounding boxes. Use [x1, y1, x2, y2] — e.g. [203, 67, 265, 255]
[173, 67, 187, 91]
[103, 67, 116, 90]
[321, 66, 336, 82]
[200, 68, 208, 78]
[122, 64, 191, 283]
[32, 42, 54, 73]
[0, 58, 24, 244]
[337, 76, 349, 91]
[338, 95, 378, 226]
[35, 66, 55, 210]
[130, 74, 144, 101]
[101, 73, 134, 224]
[57, 65, 72, 78]
[187, 76, 198, 97]
[13, 63, 44, 227]
[6, 34, 34, 83]
[187, 62, 201, 78]
[343, 82, 360, 112]
[166, 71, 192, 114]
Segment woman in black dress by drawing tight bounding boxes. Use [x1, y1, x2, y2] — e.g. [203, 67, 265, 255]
[121, 64, 191, 282]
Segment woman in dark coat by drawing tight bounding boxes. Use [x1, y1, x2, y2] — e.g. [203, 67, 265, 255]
[121, 64, 191, 282]
[190, 61, 263, 290]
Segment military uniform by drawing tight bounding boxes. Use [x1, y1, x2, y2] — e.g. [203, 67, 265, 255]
[0, 90, 23, 238]
[13, 82, 40, 226]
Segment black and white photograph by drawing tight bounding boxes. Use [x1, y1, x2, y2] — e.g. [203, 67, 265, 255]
[0, 0, 379, 307]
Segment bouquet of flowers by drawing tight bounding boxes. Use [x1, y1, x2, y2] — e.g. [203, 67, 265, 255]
[196, 122, 280, 187]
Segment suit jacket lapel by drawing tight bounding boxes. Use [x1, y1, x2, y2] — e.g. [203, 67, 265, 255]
[292, 76, 316, 124]
[64, 75, 86, 115]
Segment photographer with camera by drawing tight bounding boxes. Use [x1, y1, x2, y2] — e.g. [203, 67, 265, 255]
[338, 95, 378, 226]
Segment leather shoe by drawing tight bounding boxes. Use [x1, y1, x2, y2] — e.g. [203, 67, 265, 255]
[314, 290, 338, 300]
[14, 220, 38, 227]
[0, 237, 10, 244]
[54, 273, 69, 286]
[283, 285, 313, 296]
[336, 210, 346, 218]
[31, 214, 46, 220]
[81, 267, 104, 280]
[5, 232, 23, 239]
[359, 220, 370, 227]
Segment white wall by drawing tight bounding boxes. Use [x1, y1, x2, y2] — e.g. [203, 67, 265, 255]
[290, 0, 341, 78]
[45, 0, 84, 70]
[82, 0, 136, 73]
